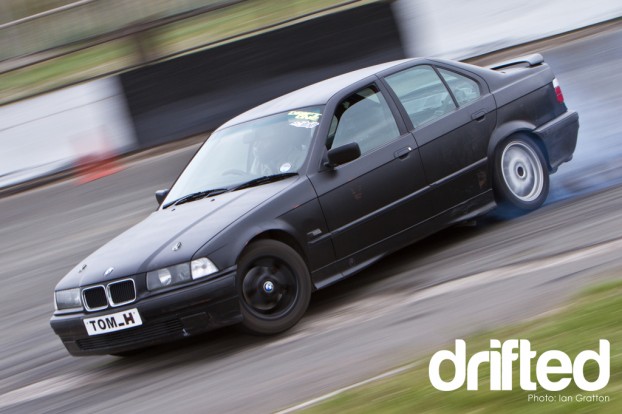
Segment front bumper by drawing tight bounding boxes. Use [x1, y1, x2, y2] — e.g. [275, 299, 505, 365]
[50, 269, 241, 356]
[535, 110, 579, 172]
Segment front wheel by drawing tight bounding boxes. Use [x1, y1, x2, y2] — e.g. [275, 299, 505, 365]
[237, 240, 311, 335]
[493, 136, 549, 214]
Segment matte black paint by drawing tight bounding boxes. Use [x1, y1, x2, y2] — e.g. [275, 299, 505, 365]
[51, 56, 579, 355]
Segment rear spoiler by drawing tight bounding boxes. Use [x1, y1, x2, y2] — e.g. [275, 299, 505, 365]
[487, 53, 544, 70]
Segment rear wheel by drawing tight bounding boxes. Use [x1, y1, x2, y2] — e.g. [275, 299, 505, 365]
[237, 240, 311, 335]
[494, 136, 549, 214]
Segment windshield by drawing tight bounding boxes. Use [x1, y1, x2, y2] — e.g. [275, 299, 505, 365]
[164, 106, 323, 204]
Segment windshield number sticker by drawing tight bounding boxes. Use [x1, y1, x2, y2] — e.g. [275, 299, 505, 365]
[288, 110, 321, 121]
[289, 120, 319, 128]
[288, 111, 321, 128]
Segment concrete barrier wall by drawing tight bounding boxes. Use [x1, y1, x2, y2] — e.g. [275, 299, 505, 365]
[394, 0, 622, 59]
[119, 2, 405, 149]
[0, 77, 136, 188]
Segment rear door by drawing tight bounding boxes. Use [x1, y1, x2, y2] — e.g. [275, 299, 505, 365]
[309, 83, 429, 260]
[382, 64, 496, 213]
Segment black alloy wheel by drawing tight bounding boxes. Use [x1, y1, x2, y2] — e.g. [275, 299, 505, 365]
[237, 240, 311, 335]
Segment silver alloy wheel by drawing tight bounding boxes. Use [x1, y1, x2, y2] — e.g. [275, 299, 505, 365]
[500, 141, 544, 202]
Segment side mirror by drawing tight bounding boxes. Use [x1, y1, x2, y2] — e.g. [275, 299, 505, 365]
[155, 189, 169, 205]
[325, 142, 361, 168]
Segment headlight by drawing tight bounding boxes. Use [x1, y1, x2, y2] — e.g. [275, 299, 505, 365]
[54, 288, 83, 311]
[146, 258, 218, 291]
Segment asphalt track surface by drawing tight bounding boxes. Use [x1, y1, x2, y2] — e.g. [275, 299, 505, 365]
[1, 25, 622, 414]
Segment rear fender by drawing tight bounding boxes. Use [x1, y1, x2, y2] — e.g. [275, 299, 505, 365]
[488, 121, 552, 174]
[488, 120, 537, 160]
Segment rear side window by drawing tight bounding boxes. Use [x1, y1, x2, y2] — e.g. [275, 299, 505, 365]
[384, 65, 456, 128]
[327, 85, 400, 154]
[438, 68, 481, 106]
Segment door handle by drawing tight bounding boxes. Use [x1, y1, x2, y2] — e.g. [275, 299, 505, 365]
[471, 110, 486, 121]
[394, 146, 413, 159]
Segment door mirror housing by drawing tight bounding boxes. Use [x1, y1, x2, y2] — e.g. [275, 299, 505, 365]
[325, 142, 361, 168]
[155, 189, 169, 205]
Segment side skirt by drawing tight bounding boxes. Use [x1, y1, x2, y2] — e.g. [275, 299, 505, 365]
[311, 190, 496, 290]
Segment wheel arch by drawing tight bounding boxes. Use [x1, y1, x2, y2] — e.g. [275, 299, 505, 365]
[488, 121, 552, 172]
[244, 229, 308, 265]
[236, 227, 309, 268]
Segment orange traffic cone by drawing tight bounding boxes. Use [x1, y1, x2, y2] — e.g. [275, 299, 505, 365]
[75, 153, 123, 184]
[73, 128, 124, 184]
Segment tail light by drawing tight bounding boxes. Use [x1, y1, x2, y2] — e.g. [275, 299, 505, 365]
[552, 78, 564, 103]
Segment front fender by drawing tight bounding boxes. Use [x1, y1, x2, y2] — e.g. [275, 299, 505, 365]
[194, 179, 334, 274]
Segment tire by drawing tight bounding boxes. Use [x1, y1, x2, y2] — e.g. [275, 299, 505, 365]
[493, 136, 549, 214]
[237, 240, 311, 335]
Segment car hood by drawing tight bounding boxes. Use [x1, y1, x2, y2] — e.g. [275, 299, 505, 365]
[56, 179, 295, 290]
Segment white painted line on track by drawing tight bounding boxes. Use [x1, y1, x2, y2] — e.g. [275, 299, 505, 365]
[0, 369, 132, 410]
[273, 362, 420, 414]
[0, 373, 92, 410]
[270, 237, 622, 350]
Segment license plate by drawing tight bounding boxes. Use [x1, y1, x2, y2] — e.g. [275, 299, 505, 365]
[83, 308, 142, 336]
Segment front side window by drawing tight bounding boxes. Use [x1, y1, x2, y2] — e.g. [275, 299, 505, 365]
[384, 65, 456, 128]
[165, 107, 322, 202]
[327, 85, 399, 154]
[438, 68, 481, 106]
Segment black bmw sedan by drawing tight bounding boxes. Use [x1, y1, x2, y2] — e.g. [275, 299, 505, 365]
[51, 55, 578, 356]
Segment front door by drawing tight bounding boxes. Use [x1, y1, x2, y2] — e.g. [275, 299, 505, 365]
[309, 84, 428, 260]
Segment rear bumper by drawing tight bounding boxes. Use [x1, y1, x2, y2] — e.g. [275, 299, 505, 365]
[535, 110, 579, 172]
[50, 269, 241, 356]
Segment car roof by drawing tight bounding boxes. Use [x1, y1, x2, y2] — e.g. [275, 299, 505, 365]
[218, 58, 416, 129]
